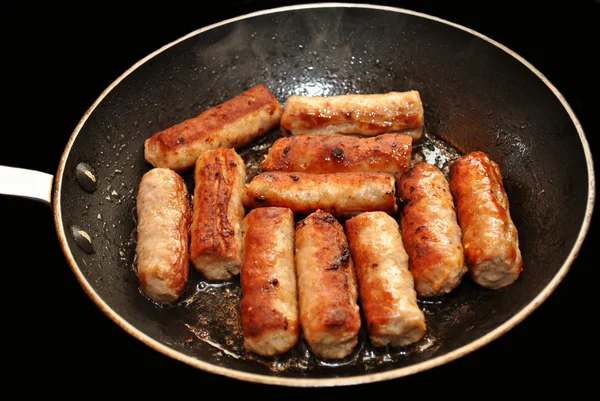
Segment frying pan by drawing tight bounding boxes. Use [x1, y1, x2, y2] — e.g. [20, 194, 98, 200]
[2, 1, 595, 388]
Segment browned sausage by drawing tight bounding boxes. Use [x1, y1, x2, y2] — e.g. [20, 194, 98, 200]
[240, 207, 299, 356]
[242, 172, 397, 218]
[345, 212, 426, 347]
[135, 167, 191, 303]
[280, 90, 423, 139]
[397, 162, 467, 297]
[262, 133, 412, 179]
[190, 148, 246, 280]
[449, 151, 523, 289]
[144, 84, 283, 171]
[295, 210, 361, 359]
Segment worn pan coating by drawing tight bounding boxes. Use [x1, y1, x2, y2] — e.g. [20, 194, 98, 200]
[43, 4, 594, 386]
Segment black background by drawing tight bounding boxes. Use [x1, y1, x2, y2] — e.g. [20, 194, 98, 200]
[3, 0, 598, 395]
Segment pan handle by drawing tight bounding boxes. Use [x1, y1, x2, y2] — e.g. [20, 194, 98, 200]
[0, 166, 53, 205]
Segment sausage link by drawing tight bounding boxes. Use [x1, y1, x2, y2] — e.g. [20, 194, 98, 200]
[295, 210, 361, 359]
[240, 207, 299, 356]
[135, 167, 191, 303]
[144, 84, 283, 171]
[262, 133, 412, 179]
[280, 90, 423, 138]
[397, 162, 467, 297]
[190, 148, 246, 280]
[242, 172, 397, 218]
[449, 151, 523, 289]
[345, 212, 426, 347]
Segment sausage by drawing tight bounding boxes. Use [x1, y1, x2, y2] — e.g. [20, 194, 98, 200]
[449, 151, 523, 289]
[397, 162, 467, 297]
[345, 212, 426, 347]
[280, 90, 423, 139]
[240, 207, 299, 357]
[262, 133, 413, 179]
[144, 84, 283, 171]
[135, 167, 191, 303]
[295, 210, 361, 359]
[242, 172, 398, 218]
[190, 148, 246, 280]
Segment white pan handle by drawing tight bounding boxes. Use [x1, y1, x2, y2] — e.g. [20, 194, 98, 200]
[0, 165, 53, 205]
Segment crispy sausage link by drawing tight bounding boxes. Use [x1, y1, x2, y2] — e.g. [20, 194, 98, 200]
[136, 167, 191, 303]
[262, 133, 412, 179]
[243, 172, 398, 218]
[295, 210, 361, 359]
[280, 90, 423, 138]
[144, 84, 283, 171]
[190, 148, 246, 280]
[240, 207, 299, 356]
[449, 151, 523, 289]
[345, 212, 426, 347]
[397, 162, 467, 297]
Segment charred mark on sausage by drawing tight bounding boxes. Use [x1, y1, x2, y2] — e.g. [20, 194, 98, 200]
[326, 246, 351, 270]
[264, 278, 279, 290]
[316, 213, 336, 224]
[397, 198, 409, 210]
[331, 148, 344, 159]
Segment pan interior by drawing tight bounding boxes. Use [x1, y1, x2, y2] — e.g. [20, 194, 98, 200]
[57, 5, 590, 382]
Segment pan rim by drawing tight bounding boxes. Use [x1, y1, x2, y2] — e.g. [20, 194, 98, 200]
[53, 2, 596, 387]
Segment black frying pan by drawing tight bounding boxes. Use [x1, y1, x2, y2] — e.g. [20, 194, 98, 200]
[2, 2, 595, 388]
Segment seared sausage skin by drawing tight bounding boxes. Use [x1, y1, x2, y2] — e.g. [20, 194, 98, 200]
[280, 90, 423, 139]
[190, 148, 246, 280]
[144, 84, 283, 171]
[240, 207, 299, 357]
[345, 212, 426, 347]
[397, 162, 467, 297]
[242, 172, 398, 218]
[262, 133, 412, 179]
[135, 168, 191, 303]
[449, 151, 523, 289]
[295, 210, 361, 359]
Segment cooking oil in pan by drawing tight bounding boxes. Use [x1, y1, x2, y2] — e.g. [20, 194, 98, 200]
[182, 274, 442, 372]
[411, 128, 462, 177]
